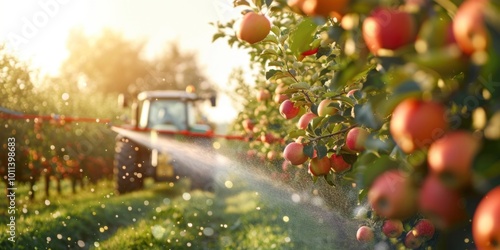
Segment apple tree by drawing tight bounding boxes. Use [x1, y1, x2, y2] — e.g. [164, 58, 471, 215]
[213, 0, 500, 248]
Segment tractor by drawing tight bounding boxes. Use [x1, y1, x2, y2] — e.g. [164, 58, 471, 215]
[112, 90, 218, 194]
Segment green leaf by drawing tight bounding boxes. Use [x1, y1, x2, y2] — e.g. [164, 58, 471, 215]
[330, 62, 373, 92]
[288, 18, 319, 59]
[261, 35, 280, 44]
[288, 128, 306, 139]
[377, 82, 422, 118]
[316, 46, 332, 59]
[212, 33, 225, 43]
[342, 154, 358, 165]
[326, 114, 345, 124]
[316, 144, 328, 159]
[354, 103, 382, 130]
[260, 48, 279, 57]
[266, 69, 280, 80]
[252, 0, 262, 7]
[333, 95, 356, 107]
[324, 173, 336, 186]
[234, 0, 251, 7]
[303, 144, 315, 158]
[268, 61, 284, 67]
[358, 188, 368, 203]
[271, 26, 281, 36]
[290, 82, 310, 89]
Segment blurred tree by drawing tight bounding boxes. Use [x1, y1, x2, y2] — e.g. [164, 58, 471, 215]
[62, 28, 213, 95]
[133, 42, 212, 94]
[62, 28, 149, 94]
[0, 44, 37, 113]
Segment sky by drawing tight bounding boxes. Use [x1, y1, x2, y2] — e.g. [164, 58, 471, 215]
[0, 0, 252, 124]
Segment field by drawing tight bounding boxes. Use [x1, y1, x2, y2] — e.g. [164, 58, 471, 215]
[0, 167, 364, 249]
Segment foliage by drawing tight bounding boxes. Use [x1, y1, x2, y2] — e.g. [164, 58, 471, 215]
[213, 0, 500, 248]
[62, 28, 214, 95]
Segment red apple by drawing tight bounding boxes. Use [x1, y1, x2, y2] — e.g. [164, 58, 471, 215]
[317, 99, 338, 117]
[404, 230, 423, 249]
[267, 150, 279, 161]
[346, 127, 369, 152]
[301, 0, 349, 19]
[453, 0, 488, 55]
[256, 89, 271, 102]
[473, 186, 500, 250]
[242, 119, 254, 132]
[237, 12, 271, 44]
[427, 130, 481, 189]
[412, 219, 435, 241]
[356, 226, 375, 243]
[390, 98, 448, 153]
[330, 154, 351, 173]
[260, 133, 275, 144]
[297, 112, 317, 129]
[418, 175, 468, 229]
[280, 99, 300, 119]
[362, 8, 417, 55]
[283, 142, 309, 165]
[308, 156, 331, 176]
[382, 219, 404, 238]
[368, 170, 418, 219]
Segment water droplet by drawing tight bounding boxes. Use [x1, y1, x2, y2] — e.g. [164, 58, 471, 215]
[283, 216, 290, 222]
[155, 207, 161, 213]
[144, 200, 149, 206]
[77, 240, 85, 248]
[152, 225, 166, 239]
[94, 242, 100, 248]
[182, 193, 191, 201]
[206, 199, 213, 206]
[163, 198, 171, 205]
[203, 227, 214, 236]
[284, 237, 291, 243]
[291, 193, 301, 203]
[128, 206, 132, 211]
[224, 181, 233, 189]
[44, 200, 50, 206]
[57, 234, 63, 239]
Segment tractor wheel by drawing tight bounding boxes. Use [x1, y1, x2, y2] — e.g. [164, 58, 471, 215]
[114, 136, 143, 194]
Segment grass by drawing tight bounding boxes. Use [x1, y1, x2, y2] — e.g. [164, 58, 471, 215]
[0, 171, 363, 249]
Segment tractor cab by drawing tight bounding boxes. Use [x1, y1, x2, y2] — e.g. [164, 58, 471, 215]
[123, 90, 215, 135]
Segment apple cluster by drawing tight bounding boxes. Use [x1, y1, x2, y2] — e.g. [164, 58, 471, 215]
[216, 0, 500, 248]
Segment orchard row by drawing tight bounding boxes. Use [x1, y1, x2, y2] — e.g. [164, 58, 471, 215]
[214, 0, 500, 249]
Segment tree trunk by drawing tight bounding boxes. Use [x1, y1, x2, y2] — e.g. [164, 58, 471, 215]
[71, 176, 77, 194]
[44, 174, 50, 197]
[56, 177, 62, 195]
[29, 179, 36, 200]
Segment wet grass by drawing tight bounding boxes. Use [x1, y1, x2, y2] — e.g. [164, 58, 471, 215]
[0, 173, 362, 249]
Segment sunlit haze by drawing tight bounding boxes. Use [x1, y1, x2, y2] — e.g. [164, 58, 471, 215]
[0, 0, 251, 124]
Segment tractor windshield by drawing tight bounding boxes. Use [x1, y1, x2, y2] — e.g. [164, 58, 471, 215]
[147, 99, 210, 133]
[148, 99, 187, 131]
